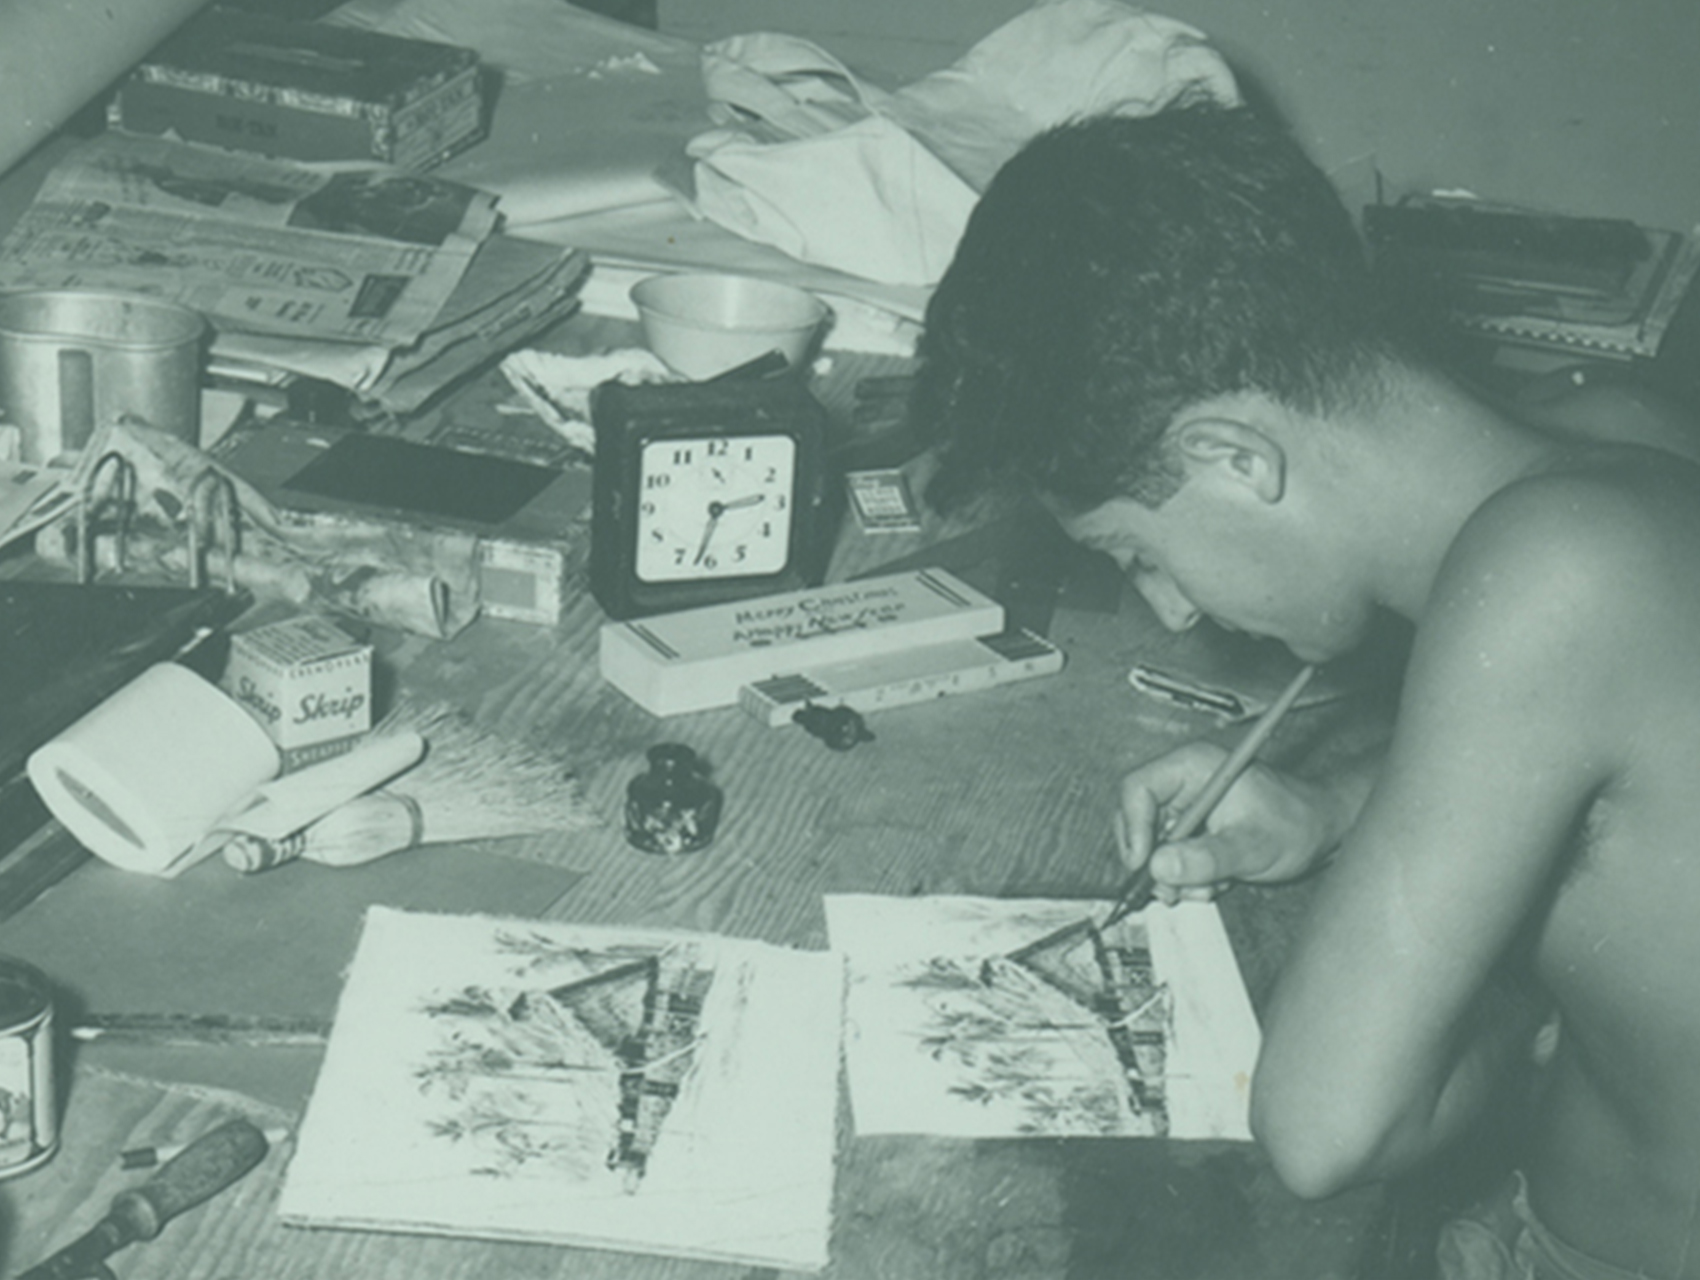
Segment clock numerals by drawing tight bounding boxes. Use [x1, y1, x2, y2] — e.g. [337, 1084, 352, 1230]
[633, 434, 797, 583]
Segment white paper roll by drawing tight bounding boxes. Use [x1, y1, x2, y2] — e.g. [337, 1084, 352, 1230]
[27, 662, 281, 876]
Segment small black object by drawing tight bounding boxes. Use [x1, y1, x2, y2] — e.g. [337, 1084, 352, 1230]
[625, 744, 724, 855]
[792, 703, 875, 751]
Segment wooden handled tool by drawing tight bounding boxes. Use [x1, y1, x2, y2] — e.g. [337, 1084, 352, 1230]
[18, 1119, 270, 1280]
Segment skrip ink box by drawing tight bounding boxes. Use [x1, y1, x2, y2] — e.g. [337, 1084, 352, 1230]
[223, 615, 372, 770]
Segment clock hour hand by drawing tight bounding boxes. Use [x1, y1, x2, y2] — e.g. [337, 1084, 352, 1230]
[693, 494, 766, 566]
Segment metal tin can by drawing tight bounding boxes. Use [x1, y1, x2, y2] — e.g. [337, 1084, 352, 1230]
[0, 955, 57, 1179]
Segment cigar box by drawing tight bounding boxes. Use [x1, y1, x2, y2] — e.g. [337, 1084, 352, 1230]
[109, 10, 486, 170]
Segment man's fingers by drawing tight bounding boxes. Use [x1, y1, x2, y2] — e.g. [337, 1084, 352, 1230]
[1116, 783, 1162, 868]
[1149, 840, 1221, 888]
[1152, 828, 1280, 890]
[1117, 747, 1225, 868]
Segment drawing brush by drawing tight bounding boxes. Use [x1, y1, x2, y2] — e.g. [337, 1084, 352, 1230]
[226, 698, 598, 872]
[996, 663, 1319, 970]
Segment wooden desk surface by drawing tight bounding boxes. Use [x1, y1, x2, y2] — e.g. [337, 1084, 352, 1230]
[0, 366, 1394, 1279]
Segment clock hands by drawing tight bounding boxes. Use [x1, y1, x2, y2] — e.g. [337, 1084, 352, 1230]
[693, 493, 766, 565]
[717, 494, 768, 513]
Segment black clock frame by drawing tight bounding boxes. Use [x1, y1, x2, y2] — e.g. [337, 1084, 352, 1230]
[588, 377, 832, 620]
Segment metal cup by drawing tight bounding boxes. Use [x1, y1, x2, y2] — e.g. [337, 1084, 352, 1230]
[0, 289, 206, 464]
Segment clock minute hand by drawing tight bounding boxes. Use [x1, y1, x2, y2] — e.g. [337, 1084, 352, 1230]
[693, 492, 727, 564]
[693, 502, 723, 566]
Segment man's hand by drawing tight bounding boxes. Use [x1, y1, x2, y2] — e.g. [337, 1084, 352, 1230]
[1116, 742, 1343, 901]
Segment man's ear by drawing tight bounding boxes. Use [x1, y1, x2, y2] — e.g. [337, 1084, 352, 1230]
[1169, 417, 1286, 503]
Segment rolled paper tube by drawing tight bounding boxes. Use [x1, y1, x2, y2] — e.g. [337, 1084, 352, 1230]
[27, 664, 280, 875]
[212, 733, 426, 872]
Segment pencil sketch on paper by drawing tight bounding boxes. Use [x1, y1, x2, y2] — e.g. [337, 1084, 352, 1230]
[412, 934, 715, 1189]
[278, 907, 844, 1273]
[900, 918, 1173, 1137]
[823, 894, 1261, 1142]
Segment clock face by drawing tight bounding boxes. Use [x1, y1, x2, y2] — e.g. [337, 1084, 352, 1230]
[633, 434, 797, 583]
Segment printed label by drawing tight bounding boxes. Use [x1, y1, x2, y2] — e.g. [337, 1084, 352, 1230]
[0, 1033, 36, 1170]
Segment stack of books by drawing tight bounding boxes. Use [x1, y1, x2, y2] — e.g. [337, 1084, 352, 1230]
[1367, 197, 1700, 363]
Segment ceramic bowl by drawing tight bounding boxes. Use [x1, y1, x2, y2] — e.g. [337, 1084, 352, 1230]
[629, 272, 829, 380]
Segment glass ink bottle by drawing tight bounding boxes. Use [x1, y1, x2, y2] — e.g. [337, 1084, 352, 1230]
[625, 743, 723, 855]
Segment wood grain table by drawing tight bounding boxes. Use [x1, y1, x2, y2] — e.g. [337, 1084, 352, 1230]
[0, 363, 1399, 1280]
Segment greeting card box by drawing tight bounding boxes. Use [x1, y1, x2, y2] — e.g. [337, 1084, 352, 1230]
[110, 10, 485, 170]
[599, 568, 1004, 717]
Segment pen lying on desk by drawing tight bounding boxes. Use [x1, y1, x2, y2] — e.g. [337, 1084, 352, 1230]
[998, 663, 1318, 969]
[71, 1012, 331, 1047]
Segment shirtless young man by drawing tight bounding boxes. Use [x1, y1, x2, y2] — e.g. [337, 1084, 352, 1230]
[914, 102, 1700, 1278]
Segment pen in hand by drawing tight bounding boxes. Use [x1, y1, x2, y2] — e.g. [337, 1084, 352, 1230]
[1102, 662, 1318, 926]
[992, 663, 1318, 973]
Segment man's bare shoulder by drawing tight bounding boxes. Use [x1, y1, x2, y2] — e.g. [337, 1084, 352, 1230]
[1419, 446, 1700, 710]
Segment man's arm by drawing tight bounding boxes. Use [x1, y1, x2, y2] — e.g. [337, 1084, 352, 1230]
[1249, 474, 1642, 1198]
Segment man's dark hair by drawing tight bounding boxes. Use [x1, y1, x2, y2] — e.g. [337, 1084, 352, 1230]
[915, 101, 1405, 512]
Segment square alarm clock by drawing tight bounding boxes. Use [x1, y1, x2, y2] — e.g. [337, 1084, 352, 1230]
[588, 377, 834, 620]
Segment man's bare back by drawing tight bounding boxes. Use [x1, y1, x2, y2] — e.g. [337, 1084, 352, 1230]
[1494, 441, 1700, 1274]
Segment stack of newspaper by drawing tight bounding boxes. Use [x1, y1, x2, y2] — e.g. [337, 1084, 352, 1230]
[0, 133, 589, 413]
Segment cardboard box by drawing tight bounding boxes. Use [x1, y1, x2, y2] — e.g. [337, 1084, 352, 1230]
[223, 615, 372, 770]
[600, 569, 1005, 717]
[216, 421, 591, 628]
[109, 10, 485, 170]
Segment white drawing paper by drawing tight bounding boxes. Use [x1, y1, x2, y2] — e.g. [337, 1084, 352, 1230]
[278, 907, 844, 1272]
[824, 895, 1260, 1141]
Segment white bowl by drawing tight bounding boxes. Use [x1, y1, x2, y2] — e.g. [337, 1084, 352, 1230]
[630, 273, 828, 380]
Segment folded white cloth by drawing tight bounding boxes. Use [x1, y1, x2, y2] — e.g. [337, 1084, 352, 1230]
[688, 0, 1239, 286]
